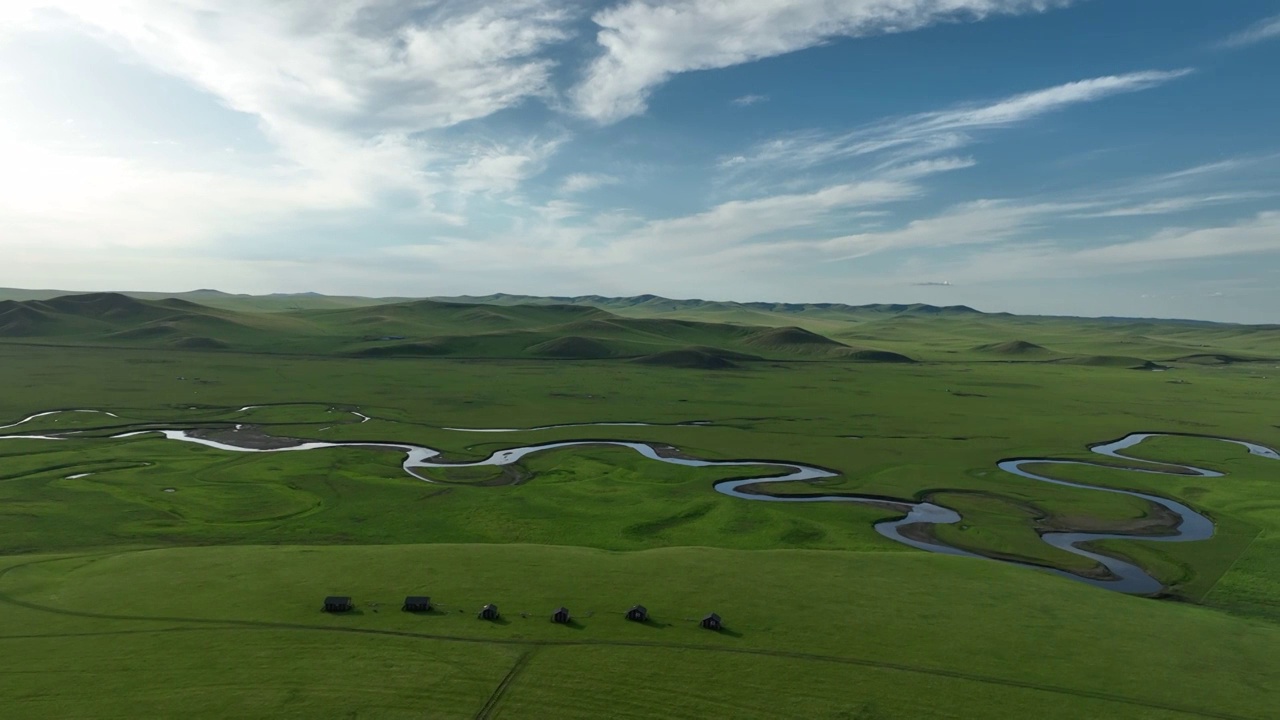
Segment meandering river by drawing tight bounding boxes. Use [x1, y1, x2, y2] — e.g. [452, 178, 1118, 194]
[3, 409, 1276, 595]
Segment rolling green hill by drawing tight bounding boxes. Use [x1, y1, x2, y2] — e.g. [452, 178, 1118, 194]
[441, 293, 1279, 363]
[0, 287, 408, 311]
[0, 293, 899, 363]
[4, 289, 1278, 368]
[973, 340, 1057, 357]
[0, 293, 312, 349]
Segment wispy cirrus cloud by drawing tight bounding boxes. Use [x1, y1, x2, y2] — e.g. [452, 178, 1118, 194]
[593, 150, 1277, 279]
[640, 69, 1229, 277]
[818, 199, 1081, 261]
[451, 137, 567, 196]
[822, 208, 1280, 290]
[559, 172, 622, 195]
[572, 0, 1077, 123]
[878, 156, 978, 179]
[644, 192, 1280, 279]
[1220, 13, 1280, 48]
[379, 180, 925, 297]
[611, 179, 922, 259]
[1056, 154, 1280, 219]
[720, 70, 1192, 174]
[732, 94, 769, 107]
[1073, 192, 1270, 218]
[692, 205, 1280, 301]
[1076, 212, 1280, 265]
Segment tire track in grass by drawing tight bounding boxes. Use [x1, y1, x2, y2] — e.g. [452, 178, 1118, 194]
[1198, 530, 1266, 603]
[0, 626, 241, 642]
[474, 648, 537, 720]
[0, 559, 1260, 720]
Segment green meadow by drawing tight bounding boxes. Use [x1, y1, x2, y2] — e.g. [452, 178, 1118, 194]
[1, 292, 1278, 718]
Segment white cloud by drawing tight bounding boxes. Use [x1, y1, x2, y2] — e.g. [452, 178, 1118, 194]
[1153, 158, 1253, 183]
[39, 0, 572, 132]
[398, 178, 922, 285]
[532, 199, 585, 222]
[0, 0, 578, 250]
[819, 199, 1075, 260]
[1053, 155, 1280, 220]
[451, 138, 566, 195]
[559, 172, 622, 194]
[512, 136, 1043, 276]
[722, 70, 1191, 174]
[0, 126, 380, 248]
[1076, 212, 1280, 264]
[572, 0, 1076, 123]
[1132, 155, 1280, 197]
[596, 188, 1278, 283]
[879, 156, 977, 179]
[814, 198, 1280, 274]
[910, 70, 1190, 128]
[732, 94, 769, 107]
[842, 209, 1280, 289]
[615, 180, 921, 256]
[1075, 193, 1269, 218]
[1221, 14, 1280, 48]
[0, 2, 39, 35]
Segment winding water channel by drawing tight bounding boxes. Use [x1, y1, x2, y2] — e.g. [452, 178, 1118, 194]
[3, 410, 1277, 594]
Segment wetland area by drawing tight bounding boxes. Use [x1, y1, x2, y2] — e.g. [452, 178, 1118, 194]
[4, 407, 1276, 595]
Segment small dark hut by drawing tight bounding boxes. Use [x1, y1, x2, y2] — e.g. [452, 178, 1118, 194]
[551, 607, 571, 624]
[478, 603, 500, 620]
[403, 596, 432, 612]
[625, 605, 648, 622]
[323, 596, 353, 613]
[701, 612, 723, 631]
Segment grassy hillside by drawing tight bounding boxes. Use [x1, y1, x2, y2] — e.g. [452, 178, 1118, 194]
[4, 287, 1277, 364]
[0, 293, 902, 362]
[973, 339, 1058, 357]
[0, 287, 407, 311]
[441, 293, 1280, 363]
[0, 293, 310, 347]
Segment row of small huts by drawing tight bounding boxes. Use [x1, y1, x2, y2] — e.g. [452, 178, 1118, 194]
[323, 596, 722, 630]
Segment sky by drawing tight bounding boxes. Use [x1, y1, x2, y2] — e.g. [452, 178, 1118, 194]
[1, 1, 1278, 323]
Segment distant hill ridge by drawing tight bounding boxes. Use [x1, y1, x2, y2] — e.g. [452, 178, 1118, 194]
[0, 289, 1275, 364]
[3, 287, 1273, 327]
[0, 291, 923, 365]
[446, 292, 983, 317]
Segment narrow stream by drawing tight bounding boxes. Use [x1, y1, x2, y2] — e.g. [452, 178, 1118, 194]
[3, 410, 1276, 594]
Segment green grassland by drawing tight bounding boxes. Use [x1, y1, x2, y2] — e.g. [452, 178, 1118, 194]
[4, 545, 1280, 720]
[0, 292, 1278, 718]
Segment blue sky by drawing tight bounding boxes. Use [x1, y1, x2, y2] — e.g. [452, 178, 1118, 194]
[1, 1, 1278, 322]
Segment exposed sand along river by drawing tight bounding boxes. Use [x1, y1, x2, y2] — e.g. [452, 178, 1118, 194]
[3, 410, 1276, 595]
